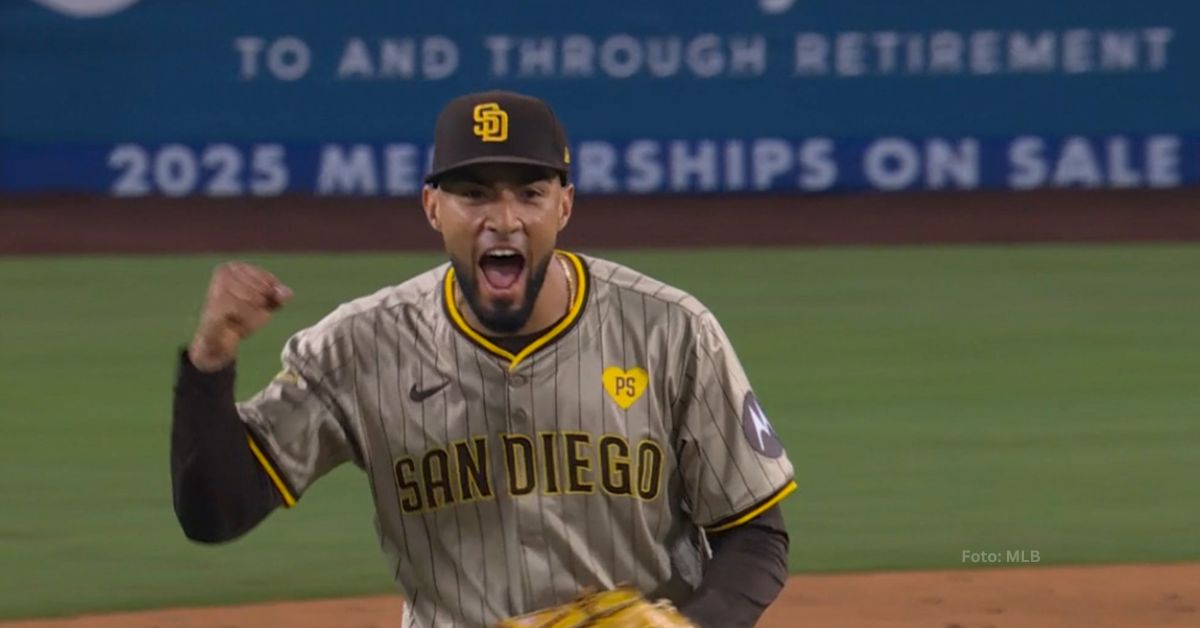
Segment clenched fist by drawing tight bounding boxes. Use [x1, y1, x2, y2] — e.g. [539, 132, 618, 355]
[188, 262, 293, 372]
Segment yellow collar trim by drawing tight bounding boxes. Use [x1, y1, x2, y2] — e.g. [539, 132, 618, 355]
[444, 250, 588, 372]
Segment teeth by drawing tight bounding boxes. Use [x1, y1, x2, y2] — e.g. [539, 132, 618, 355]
[488, 248, 519, 258]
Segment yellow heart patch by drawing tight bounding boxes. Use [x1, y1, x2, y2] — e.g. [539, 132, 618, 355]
[602, 367, 649, 410]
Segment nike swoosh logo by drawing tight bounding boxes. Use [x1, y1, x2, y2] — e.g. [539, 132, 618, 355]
[409, 381, 449, 402]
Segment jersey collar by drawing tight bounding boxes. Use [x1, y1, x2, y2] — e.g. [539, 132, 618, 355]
[442, 249, 589, 372]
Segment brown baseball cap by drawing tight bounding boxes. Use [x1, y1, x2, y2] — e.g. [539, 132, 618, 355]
[424, 90, 571, 185]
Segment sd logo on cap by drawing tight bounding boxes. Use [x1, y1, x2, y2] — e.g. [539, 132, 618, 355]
[472, 103, 509, 143]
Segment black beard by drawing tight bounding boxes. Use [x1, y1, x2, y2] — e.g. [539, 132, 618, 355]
[452, 250, 553, 335]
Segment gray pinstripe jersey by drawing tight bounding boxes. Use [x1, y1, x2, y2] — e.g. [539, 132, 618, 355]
[237, 251, 796, 628]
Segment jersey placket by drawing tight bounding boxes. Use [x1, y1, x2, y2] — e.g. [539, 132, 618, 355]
[506, 361, 547, 612]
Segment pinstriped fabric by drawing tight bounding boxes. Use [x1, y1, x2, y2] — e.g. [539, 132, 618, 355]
[235, 253, 794, 628]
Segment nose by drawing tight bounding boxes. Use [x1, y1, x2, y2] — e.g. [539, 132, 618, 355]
[484, 190, 522, 236]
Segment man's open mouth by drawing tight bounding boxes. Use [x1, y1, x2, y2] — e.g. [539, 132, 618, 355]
[478, 247, 526, 296]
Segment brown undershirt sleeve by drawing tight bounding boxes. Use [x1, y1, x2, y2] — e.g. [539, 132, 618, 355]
[679, 504, 790, 627]
[171, 349, 281, 543]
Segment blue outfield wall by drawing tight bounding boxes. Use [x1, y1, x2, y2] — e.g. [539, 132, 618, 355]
[1, 0, 1197, 196]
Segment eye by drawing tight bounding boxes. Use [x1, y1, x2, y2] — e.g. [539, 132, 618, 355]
[459, 187, 487, 200]
[522, 187, 545, 200]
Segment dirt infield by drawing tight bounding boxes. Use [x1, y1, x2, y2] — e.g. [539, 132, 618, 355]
[4, 564, 1196, 627]
[4, 187, 1200, 255]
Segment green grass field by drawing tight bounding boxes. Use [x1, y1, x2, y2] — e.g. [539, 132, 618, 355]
[2, 245, 1198, 619]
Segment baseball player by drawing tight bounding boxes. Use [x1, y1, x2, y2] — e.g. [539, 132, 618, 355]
[171, 90, 795, 627]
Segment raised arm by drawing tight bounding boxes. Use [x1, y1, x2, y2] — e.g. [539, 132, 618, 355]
[171, 262, 293, 543]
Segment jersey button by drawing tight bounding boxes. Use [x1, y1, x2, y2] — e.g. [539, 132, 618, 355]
[509, 373, 527, 387]
[512, 408, 528, 421]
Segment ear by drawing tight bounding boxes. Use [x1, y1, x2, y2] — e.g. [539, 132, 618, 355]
[557, 183, 574, 232]
[421, 185, 442, 232]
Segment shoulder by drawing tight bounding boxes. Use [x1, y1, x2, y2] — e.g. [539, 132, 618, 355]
[580, 253, 712, 323]
[285, 263, 449, 362]
[581, 253, 738, 358]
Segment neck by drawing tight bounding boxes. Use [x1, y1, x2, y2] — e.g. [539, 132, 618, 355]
[458, 251, 574, 337]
